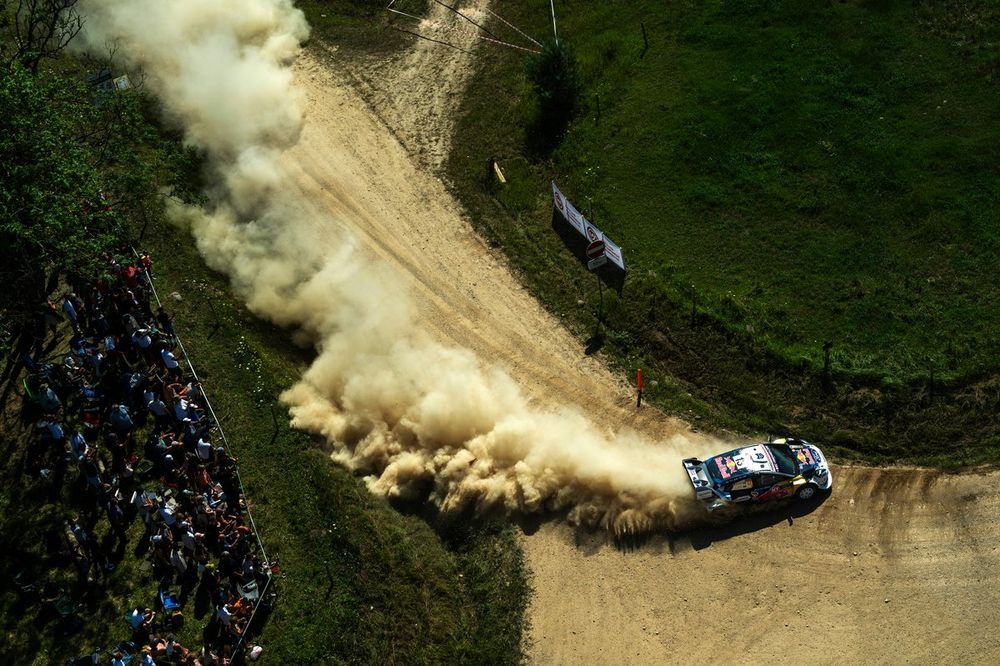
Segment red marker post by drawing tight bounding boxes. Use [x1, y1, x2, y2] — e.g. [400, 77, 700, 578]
[636, 368, 643, 408]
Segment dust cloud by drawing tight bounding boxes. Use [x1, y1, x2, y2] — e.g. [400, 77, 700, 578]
[79, 0, 715, 534]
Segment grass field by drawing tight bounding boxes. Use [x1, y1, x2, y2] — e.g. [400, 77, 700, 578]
[439, 0, 1000, 464]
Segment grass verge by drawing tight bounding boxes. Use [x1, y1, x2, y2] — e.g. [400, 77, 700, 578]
[441, 1, 1000, 466]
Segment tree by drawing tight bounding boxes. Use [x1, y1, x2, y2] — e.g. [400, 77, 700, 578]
[0, 68, 121, 322]
[7, 0, 83, 73]
[525, 39, 583, 156]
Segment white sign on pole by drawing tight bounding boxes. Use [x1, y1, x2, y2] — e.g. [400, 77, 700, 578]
[588, 255, 608, 271]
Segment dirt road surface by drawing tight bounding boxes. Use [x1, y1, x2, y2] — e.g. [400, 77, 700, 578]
[283, 23, 1000, 664]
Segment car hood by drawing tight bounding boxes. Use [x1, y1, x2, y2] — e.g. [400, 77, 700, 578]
[789, 443, 822, 471]
[789, 443, 832, 489]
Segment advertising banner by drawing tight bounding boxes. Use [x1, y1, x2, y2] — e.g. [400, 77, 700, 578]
[551, 181, 626, 271]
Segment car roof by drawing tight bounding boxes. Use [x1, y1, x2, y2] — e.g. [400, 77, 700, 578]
[707, 444, 780, 481]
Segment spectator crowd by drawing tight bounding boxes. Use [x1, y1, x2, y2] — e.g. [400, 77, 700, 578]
[20, 251, 272, 665]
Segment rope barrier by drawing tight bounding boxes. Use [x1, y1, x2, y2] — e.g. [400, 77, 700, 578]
[233, 570, 274, 655]
[485, 7, 542, 48]
[390, 26, 472, 54]
[386, 0, 541, 54]
[430, 0, 499, 41]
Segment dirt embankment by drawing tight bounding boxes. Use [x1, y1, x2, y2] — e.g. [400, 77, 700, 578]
[287, 15, 1000, 663]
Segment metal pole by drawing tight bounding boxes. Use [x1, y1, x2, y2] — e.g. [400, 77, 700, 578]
[596, 270, 604, 330]
[550, 0, 558, 42]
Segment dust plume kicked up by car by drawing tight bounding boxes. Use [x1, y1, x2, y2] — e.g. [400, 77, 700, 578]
[77, 0, 716, 535]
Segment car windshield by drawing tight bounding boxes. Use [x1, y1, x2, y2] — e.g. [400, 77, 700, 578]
[767, 444, 799, 475]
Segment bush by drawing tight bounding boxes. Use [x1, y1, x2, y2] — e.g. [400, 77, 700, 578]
[525, 39, 582, 156]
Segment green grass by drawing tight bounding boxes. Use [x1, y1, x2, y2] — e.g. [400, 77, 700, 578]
[296, 0, 428, 54]
[441, 1, 1000, 464]
[454, 0, 1000, 380]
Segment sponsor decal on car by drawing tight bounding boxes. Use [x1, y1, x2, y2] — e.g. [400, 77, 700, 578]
[796, 448, 816, 466]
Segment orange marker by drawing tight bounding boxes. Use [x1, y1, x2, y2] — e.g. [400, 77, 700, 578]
[636, 368, 643, 408]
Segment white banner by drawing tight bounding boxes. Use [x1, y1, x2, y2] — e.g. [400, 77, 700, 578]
[551, 181, 626, 271]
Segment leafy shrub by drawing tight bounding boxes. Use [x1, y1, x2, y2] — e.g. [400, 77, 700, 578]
[524, 39, 583, 156]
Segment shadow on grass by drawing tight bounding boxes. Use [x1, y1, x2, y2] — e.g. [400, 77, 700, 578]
[585, 331, 605, 355]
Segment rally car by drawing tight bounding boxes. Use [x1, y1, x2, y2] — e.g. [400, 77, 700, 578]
[683, 437, 832, 511]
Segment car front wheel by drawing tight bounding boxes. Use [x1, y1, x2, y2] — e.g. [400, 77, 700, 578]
[796, 484, 818, 501]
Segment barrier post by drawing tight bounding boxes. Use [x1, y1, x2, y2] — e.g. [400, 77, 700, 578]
[636, 367, 643, 408]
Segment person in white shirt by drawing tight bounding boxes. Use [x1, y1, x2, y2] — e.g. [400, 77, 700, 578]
[173, 398, 190, 422]
[196, 436, 213, 461]
[161, 348, 181, 380]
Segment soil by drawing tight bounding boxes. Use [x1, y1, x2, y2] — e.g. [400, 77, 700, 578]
[285, 15, 1000, 663]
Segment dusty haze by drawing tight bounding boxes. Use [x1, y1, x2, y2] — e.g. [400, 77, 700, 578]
[78, 0, 716, 534]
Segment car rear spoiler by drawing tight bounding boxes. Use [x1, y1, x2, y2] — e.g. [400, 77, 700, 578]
[682, 458, 715, 501]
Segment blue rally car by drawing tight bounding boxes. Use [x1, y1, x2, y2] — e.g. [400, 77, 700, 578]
[683, 437, 832, 511]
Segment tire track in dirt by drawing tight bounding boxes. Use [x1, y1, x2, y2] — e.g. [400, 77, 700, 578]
[287, 30, 1000, 664]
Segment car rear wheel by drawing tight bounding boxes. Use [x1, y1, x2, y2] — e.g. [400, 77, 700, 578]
[796, 484, 818, 501]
